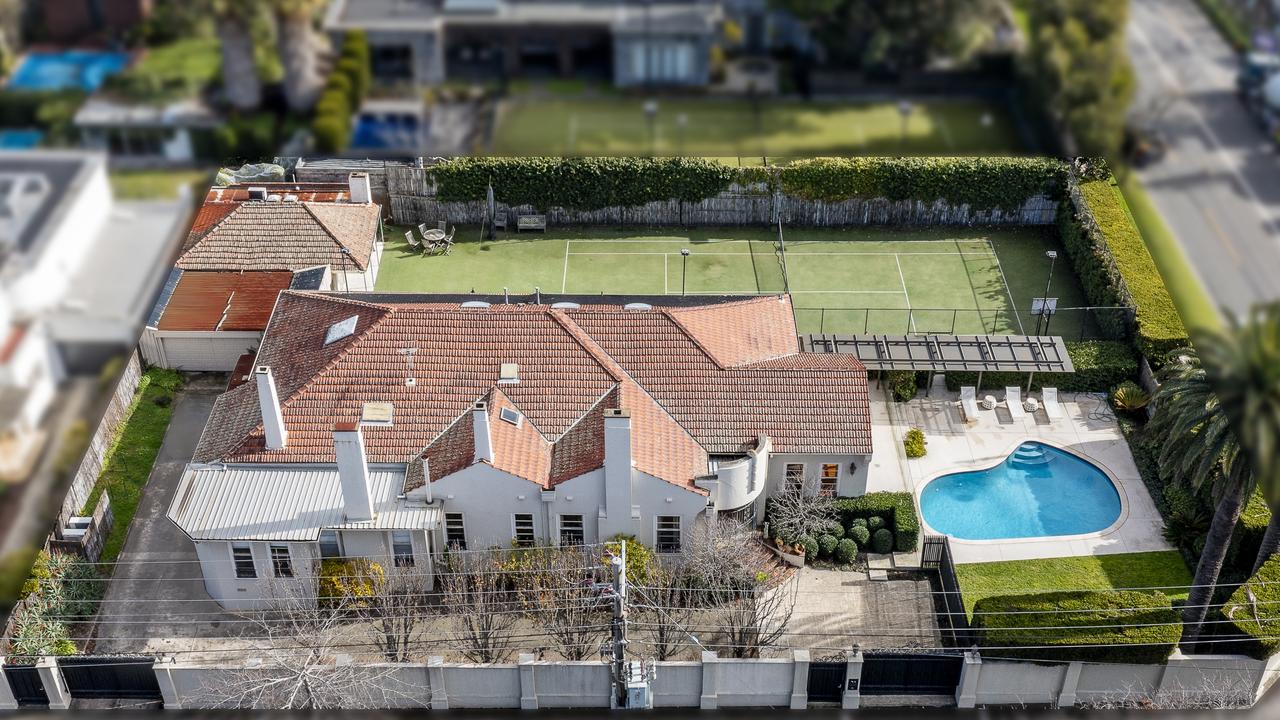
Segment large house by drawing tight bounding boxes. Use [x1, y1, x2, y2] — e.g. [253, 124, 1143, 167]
[169, 292, 871, 609]
[140, 174, 385, 372]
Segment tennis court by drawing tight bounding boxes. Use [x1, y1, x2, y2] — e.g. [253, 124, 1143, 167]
[376, 226, 1095, 337]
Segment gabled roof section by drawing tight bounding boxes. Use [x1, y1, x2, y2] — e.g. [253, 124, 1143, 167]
[667, 295, 799, 367]
[155, 271, 294, 332]
[176, 201, 379, 272]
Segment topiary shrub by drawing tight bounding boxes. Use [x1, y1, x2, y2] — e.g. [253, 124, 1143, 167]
[817, 534, 838, 558]
[903, 427, 926, 458]
[825, 522, 845, 540]
[866, 516, 886, 532]
[871, 528, 894, 554]
[848, 525, 871, 549]
[318, 558, 385, 609]
[848, 517, 868, 530]
[834, 538, 858, 564]
[835, 493, 919, 552]
[798, 535, 819, 559]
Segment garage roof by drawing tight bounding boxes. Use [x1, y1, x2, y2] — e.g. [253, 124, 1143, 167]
[156, 271, 294, 332]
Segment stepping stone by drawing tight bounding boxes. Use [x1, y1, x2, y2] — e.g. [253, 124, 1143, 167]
[868, 568, 889, 581]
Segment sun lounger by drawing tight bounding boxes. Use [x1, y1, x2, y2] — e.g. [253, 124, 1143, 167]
[1043, 387, 1065, 421]
[1006, 386, 1026, 419]
[960, 386, 980, 423]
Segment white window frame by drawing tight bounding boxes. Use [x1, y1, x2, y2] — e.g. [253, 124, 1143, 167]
[558, 514, 585, 546]
[231, 543, 257, 579]
[784, 463, 805, 492]
[820, 463, 840, 497]
[444, 512, 466, 550]
[270, 545, 293, 578]
[391, 530, 415, 567]
[655, 515, 682, 554]
[512, 513, 536, 547]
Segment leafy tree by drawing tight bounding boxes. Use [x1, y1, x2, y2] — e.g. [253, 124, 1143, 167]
[207, 0, 263, 111]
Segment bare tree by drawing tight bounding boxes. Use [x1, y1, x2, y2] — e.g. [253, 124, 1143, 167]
[438, 549, 519, 663]
[712, 575, 798, 659]
[359, 564, 437, 663]
[187, 580, 426, 709]
[767, 482, 838, 544]
[514, 546, 610, 660]
[632, 561, 695, 660]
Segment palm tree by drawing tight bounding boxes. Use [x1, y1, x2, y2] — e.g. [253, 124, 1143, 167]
[1197, 303, 1280, 574]
[211, 0, 262, 111]
[1148, 348, 1254, 645]
[271, 0, 325, 112]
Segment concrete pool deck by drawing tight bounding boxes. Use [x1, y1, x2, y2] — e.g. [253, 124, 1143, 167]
[865, 387, 1170, 564]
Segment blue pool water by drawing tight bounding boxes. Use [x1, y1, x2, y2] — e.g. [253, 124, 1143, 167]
[920, 442, 1121, 540]
[8, 51, 130, 92]
[0, 129, 43, 149]
[350, 113, 421, 150]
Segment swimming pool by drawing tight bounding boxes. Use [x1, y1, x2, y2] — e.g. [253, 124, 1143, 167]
[0, 129, 43, 149]
[8, 51, 130, 92]
[350, 113, 422, 150]
[920, 442, 1121, 540]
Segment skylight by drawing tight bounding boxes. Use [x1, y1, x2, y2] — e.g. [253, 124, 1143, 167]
[324, 314, 359, 345]
[499, 407, 522, 427]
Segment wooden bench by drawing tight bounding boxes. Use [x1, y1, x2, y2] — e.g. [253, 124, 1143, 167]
[516, 214, 547, 232]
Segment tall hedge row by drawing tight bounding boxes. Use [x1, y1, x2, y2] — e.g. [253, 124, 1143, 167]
[1224, 554, 1280, 660]
[1061, 177, 1189, 360]
[944, 340, 1138, 393]
[311, 31, 370, 154]
[972, 590, 1181, 663]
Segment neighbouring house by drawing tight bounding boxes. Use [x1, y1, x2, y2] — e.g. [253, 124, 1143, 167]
[140, 174, 384, 372]
[0, 150, 184, 475]
[40, 0, 152, 43]
[74, 95, 221, 166]
[168, 292, 871, 609]
[323, 0, 722, 88]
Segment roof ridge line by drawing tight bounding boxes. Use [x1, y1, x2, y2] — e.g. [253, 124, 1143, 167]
[662, 307, 731, 369]
[547, 309, 627, 383]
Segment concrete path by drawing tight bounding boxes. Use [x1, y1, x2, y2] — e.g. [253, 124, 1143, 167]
[93, 379, 246, 657]
[786, 567, 942, 652]
[1128, 0, 1280, 316]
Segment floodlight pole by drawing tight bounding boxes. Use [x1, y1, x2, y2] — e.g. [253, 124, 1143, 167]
[681, 248, 690, 295]
[1037, 250, 1058, 336]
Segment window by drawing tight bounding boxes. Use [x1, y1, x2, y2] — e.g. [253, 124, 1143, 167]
[444, 513, 466, 550]
[785, 463, 805, 492]
[513, 514, 535, 547]
[499, 407, 522, 426]
[270, 546, 293, 578]
[318, 529, 342, 559]
[656, 516, 682, 553]
[232, 545, 256, 579]
[392, 531, 415, 567]
[820, 464, 839, 497]
[559, 515, 584, 546]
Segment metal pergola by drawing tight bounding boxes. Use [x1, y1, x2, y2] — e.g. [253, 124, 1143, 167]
[799, 334, 1075, 392]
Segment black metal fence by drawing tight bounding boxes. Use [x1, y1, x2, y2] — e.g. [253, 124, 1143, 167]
[793, 305, 1135, 341]
[860, 653, 964, 696]
[4, 662, 47, 706]
[920, 535, 974, 648]
[57, 656, 162, 701]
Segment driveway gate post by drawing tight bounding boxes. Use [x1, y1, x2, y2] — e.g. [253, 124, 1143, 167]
[698, 651, 719, 709]
[841, 649, 864, 709]
[153, 657, 181, 709]
[0, 657, 19, 709]
[789, 649, 809, 709]
[427, 656, 449, 709]
[955, 650, 982, 709]
[518, 653, 538, 710]
[35, 657, 70, 710]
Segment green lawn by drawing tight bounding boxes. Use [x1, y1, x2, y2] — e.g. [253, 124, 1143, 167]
[130, 37, 222, 87]
[955, 551, 1194, 616]
[489, 98, 1023, 157]
[82, 369, 184, 566]
[110, 169, 213, 200]
[377, 225, 1095, 337]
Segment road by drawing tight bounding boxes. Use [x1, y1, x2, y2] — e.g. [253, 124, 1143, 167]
[1127, 0, 1280, 317]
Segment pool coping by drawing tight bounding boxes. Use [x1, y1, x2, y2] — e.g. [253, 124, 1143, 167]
[914, 436, 1133, 548]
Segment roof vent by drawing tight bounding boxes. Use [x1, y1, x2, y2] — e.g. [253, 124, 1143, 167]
[282, 194, 298, 202]
[267, 193, 282, 202]
[498, 363, 519, 384]
[324, 314, 359, 345]
[247, 186, 267, 200]
[624, 302, 652, 311]
[499, 406, 522, 427]
[405, 377, 416, 387]
[461, 300, 490, 309]
[361, 401, 394, 426]
[551, 301, 580, 309]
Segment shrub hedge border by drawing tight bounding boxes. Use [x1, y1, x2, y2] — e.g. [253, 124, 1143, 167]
[1223, 554, 1280, 660]
[834, 492, 919, 553]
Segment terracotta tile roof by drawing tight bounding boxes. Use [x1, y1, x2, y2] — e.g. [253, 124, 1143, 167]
[0, 323, 28, 364]
[195, 293, 871, 491]
[177, 201, 380, 272]
[667, 296, 799, 366]
[155, 271, 294, 332]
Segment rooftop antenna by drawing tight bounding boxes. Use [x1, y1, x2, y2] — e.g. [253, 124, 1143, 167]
[397, 347, 418, 378]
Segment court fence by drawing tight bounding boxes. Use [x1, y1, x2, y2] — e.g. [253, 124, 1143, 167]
[792, 305, 1135, 340]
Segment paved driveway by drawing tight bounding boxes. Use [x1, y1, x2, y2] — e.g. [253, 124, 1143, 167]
[787, 566, 942, 653]
[93, 379, 248, 657]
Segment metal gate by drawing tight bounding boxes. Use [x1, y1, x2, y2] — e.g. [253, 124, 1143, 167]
[57, 656, 162, 701]
[806, 662, 847, 703]
[5, 663, 47, 706]
[860, 653, 962, 696]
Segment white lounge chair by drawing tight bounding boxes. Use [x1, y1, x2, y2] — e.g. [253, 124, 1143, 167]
[960, 386, 980, 423]
[1043, 387, 1065, 421]
[1006, 386, 1026, 419]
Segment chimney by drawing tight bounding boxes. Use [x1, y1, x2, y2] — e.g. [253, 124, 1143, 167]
[603, 409, 633, 530]
[348, 172, 371, 204]
[334, 422, 374, 522]
[472, 401, 493, 463]
[254, 366, 288, 450]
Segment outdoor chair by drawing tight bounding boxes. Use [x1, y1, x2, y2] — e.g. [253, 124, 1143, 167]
[1043, 387, 1065, 421]
[1005, 386, 1027, 419]
[440, 226, 456, 255]
[404, 230, 421, 252]
[417, 222, 430, 239]
[959, 386, 980, 424]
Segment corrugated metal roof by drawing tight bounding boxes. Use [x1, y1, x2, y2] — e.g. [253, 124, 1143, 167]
[156, 271, 293, 332]
[168, 463, 440, 541]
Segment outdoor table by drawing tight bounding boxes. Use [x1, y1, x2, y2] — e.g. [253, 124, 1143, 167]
[423, 229, 446, 242]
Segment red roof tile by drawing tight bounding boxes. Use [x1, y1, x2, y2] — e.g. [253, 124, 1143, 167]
[177, 201, 380, 272]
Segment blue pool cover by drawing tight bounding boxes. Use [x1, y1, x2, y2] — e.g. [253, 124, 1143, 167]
[8, 51, 130, 92]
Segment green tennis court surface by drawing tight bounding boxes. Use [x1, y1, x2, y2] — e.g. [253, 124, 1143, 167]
[376, 226, 1096, 338]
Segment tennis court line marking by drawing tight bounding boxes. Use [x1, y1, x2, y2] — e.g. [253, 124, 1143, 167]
[561, 241, 570, 292]
[894, 253, 915, 333]
[987, 239, 1025, 334]
[664, 254, 669, 294]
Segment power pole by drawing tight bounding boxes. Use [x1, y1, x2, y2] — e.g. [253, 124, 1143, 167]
[610, 541, 628, 708]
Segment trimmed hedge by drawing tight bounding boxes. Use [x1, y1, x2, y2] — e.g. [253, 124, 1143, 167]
[311, 31, 370, 154]
[1223, 555, 1280, 660]
[945, 340, 1138, 393]
[1063, 176, 1188, 360]
[1229, 490, 1272, 574]
[972, 590, 1181, 663]
[777, 156, 1068, 209]
[834, 492, 919, 553]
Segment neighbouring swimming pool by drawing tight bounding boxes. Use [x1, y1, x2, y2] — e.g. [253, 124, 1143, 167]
[920, 442, 1121, 540]
[0, 129, 43, 149]
[350, 113, 422, 150]
[8, 51, 130, 92]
